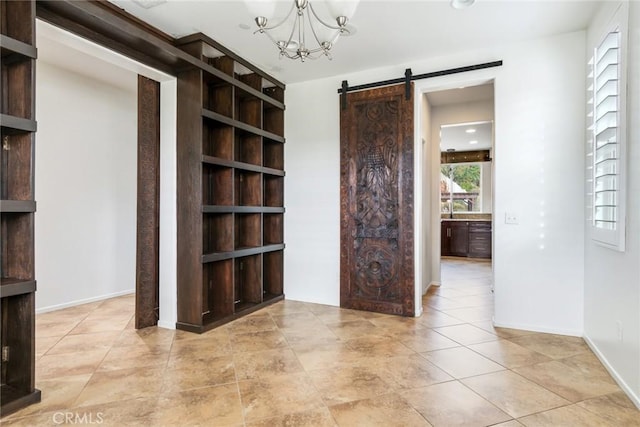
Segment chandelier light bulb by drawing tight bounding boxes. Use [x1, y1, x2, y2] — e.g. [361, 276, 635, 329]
[255, 16, 268, 28]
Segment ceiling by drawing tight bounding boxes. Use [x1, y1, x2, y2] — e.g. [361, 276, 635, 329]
[426, 83, 493, 107]
[109, 0, 602, 84]
[440, 120, 492, 152]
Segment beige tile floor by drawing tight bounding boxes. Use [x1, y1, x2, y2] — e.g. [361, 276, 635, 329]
[2, 258, 639, 426]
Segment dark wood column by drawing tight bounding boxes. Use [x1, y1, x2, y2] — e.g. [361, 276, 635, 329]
[136, 75, 160, 329]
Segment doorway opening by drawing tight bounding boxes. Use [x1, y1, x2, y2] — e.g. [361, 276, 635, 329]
[33, 20, 177, 329]
[418, 82, 495, 323]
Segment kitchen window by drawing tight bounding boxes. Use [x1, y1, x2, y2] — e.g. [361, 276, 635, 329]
[441, 162, 484, 214]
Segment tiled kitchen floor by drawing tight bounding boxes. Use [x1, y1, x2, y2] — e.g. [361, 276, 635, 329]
[2, 258, 638, 426]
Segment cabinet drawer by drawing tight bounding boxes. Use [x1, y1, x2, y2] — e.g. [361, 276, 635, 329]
[469, 222, 491, 232]
[469, 242, 491, 258]
[469, 242, 490, 252]
[469, 233, 490, 243]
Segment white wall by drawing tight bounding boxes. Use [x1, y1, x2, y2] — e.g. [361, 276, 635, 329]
[490, 32, 586, 336]
[285, 30, 586, 334]
[584, 1, 640, 407]
[35, 61, 138, 311]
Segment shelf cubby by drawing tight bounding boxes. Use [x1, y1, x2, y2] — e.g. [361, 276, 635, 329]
[234, 129, 262, 166]
[202, 68, 235, 118]
[264, 175, 284, 207]
[202, 119, 233, 160]
[263, 213, 283, 245]
[203, 213, 233, 254]
[263, 103, 284, 137]
[1, 292, 39, 416]
[263, 85, 284, 103]
[1, 212, 34, 280]
[263, 138, 284, 171]
[236, 73, 262, 129]
[263, 250, 283, 298]
[1, 132, 34, 201]
[235, 170, 261, 206]
[0, 1, 34, 45]
[235, 213, 261, 250]
[1, 59, 33, 120]
[234, 254, 262, 309]
[202, 165, 234, 206]
[203, 259, 234, 322]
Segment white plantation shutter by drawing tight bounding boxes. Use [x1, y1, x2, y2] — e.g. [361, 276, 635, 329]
[587, 11, 627, 251]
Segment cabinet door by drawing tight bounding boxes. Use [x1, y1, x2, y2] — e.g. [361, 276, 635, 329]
[441, 222, 451, 256]
[450, 222, 469, 256]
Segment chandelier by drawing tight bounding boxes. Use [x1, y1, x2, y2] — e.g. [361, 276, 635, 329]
[252, 0, 355, 62]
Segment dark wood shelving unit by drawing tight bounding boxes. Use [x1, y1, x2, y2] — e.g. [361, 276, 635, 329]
[176, 33, 285, 333]
[0, 0, 41, 416]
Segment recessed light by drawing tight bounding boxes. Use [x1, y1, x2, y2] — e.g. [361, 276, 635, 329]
[450, 0, 476, 9]
[466, 128, 476, 134]
[239, 23, 251, 30]
[469, 140, 478, 145]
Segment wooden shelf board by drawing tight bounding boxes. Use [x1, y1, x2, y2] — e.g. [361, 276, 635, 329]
[262, 243, 286, 254]
[202, 155, 285, 176]
[0, 385, 41, 417]
[0, 200, 36, 213]
[202, 108, 285, 143]
[0, 278, 37, 298]
[202, 205, 285, 214]
[201, 243, 285, 263]
[0, 35, 37, 60]
[176, 294, 285, 333]
[262, 167, 285, 177]
[0, 114, 37, 133]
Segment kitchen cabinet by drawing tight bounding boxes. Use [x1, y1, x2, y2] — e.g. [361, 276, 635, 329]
[441, 220, 491, 259]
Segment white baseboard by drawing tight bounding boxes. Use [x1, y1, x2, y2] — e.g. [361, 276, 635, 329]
[157, 319, 176, 330]
[36, 289, 135, 314]
[492, 319, 582, 337]
[583, 335, 640, 410]
[422, 281, 441, 295]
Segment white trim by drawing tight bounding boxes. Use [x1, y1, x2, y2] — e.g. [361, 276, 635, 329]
[36, 290, 135, 314]
[492, 319, 583, 338]
[414, 87, 424, 316]
[584, 335, 640, 409]
[159, 79, 178, 330]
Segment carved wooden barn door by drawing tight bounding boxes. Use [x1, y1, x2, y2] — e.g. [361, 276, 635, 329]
[340, 83, 415, 316]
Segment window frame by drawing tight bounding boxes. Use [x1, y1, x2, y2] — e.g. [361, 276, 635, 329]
[587, 3, 628, 251]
